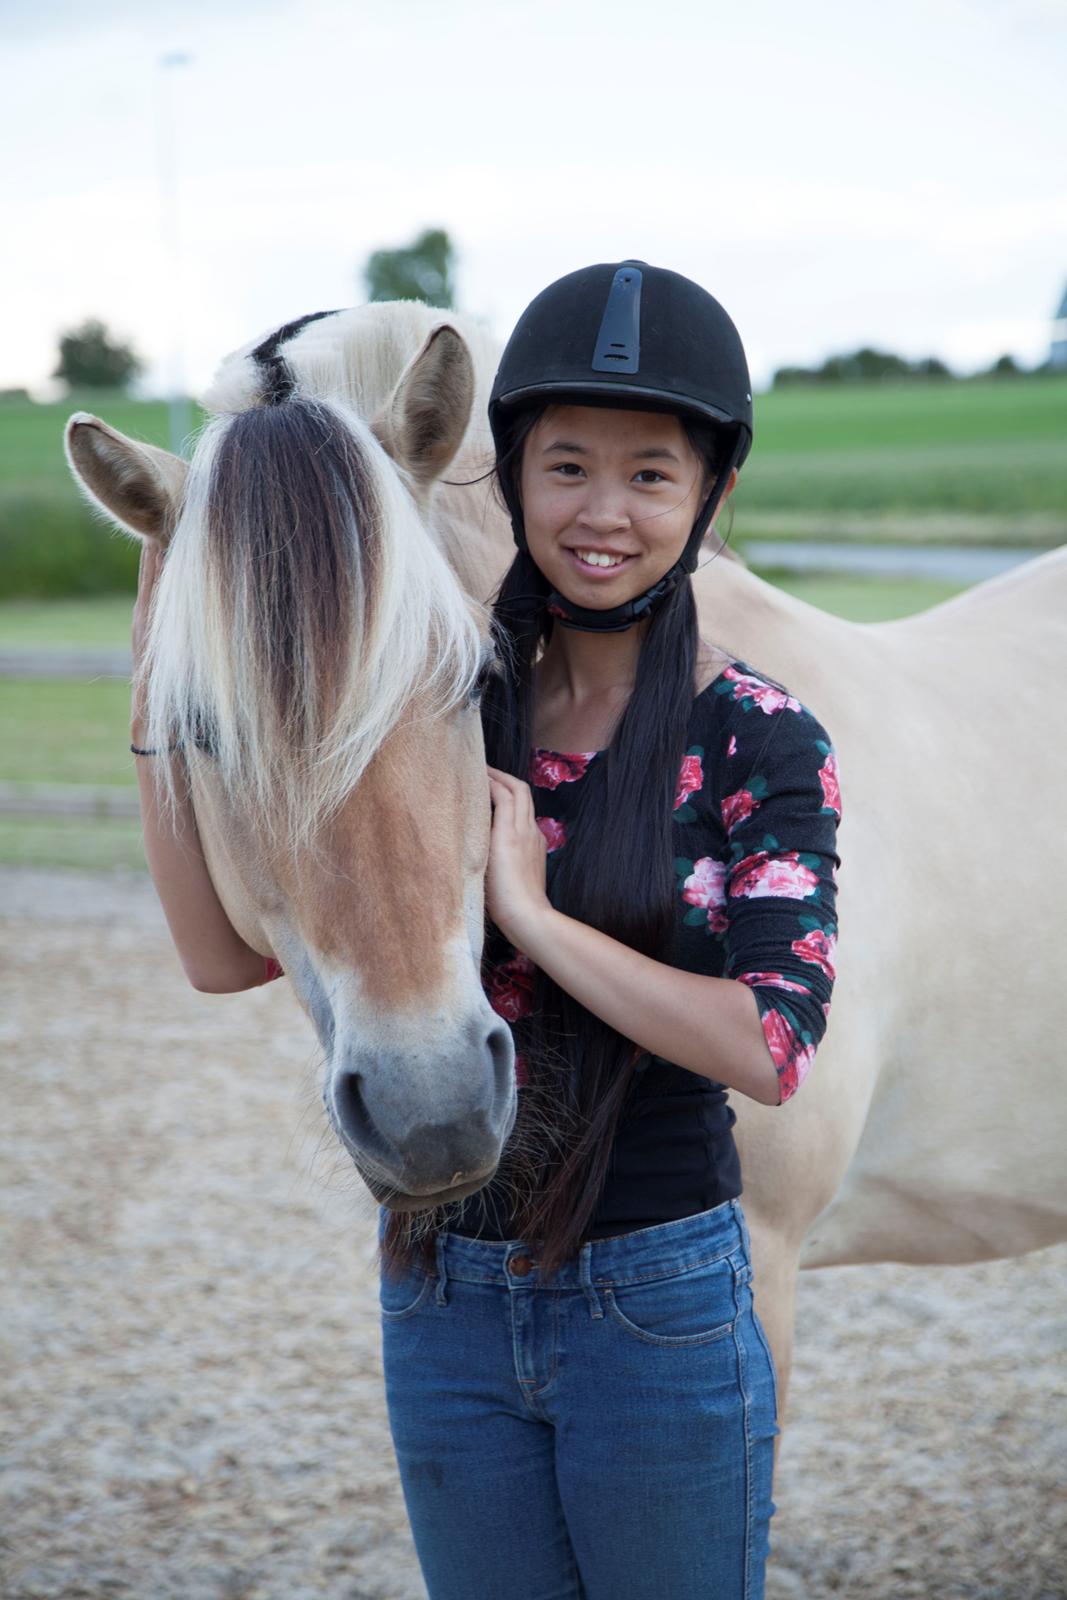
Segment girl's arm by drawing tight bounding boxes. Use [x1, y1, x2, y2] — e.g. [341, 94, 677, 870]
[132, 541, 277, 995]
[504, 899, 779, 1105]
[485, 767, 780, 1106]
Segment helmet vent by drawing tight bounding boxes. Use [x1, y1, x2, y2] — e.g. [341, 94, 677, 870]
[591, 265, 642, 374]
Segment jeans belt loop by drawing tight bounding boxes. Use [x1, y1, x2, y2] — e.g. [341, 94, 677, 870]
[434, 1234, 450, 1306]
[578, 1241, 604, 1320]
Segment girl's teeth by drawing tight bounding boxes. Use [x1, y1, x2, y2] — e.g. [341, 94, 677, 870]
[576, 550, 626, 567]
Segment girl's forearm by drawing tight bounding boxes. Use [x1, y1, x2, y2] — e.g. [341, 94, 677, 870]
[133, 720, 269, 994]
[511, 904, 780, 1106]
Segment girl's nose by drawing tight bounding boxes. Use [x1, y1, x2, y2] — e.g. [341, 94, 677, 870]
[576, 485, 631, 533]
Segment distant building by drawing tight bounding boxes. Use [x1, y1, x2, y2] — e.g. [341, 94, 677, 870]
[1052, 282, 1067, 370]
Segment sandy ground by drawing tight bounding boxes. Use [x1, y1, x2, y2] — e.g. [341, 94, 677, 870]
[1, 867, 1064, 1600]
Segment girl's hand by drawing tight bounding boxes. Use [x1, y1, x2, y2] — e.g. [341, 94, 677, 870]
[131, 539, 164, 728]
[485, 766, 553, 949]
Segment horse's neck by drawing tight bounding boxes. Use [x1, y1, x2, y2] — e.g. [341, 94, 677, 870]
[693, 554, 844, 675]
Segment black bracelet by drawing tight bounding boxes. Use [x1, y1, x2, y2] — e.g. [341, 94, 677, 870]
[130, 742, 180, 756]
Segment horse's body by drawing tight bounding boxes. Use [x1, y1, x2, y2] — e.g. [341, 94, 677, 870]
[692, 543, 1067, 1407]
[66, 301, 1067, 1433]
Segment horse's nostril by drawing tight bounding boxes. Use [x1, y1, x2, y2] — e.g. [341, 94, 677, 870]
[329, 1068, 404, 1184]
[329, 1027, 513, 1199]
[334, 1069, 367, 1136]
[487, 1020, 515, 1098]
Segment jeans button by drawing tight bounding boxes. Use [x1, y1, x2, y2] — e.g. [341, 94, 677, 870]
[509, 1254, 534, 1276]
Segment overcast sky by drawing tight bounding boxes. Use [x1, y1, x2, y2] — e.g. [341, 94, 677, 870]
[5, 0, 1066, 398]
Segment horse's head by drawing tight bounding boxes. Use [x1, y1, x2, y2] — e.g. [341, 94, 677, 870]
[65, 307, 517, 1212]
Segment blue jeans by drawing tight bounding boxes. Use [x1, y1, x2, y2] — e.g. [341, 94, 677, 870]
[378, 1197, 780, 1599]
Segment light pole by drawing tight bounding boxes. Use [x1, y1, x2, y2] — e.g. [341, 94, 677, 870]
[155, 51, 193, 457]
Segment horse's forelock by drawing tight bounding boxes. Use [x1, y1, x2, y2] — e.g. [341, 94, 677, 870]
[144, 395, 483, 846]
[209, 402, 376, 732]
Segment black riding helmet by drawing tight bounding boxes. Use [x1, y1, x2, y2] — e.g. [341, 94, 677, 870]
[488, 260, 754, 632]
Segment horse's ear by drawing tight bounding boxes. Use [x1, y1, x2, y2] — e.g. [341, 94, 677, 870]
[64, 413, 188, 546]
[372, 324, 474, 491]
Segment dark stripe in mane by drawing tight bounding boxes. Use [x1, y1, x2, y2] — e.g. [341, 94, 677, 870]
[208, 399, 380, 740]
[252, 309, 345, 405]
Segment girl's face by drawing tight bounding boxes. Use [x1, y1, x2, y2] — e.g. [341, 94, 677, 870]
[518, 404, 715, 608]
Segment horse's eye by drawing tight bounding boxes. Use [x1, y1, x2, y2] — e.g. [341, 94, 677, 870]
[190, 711, 218, 758]
[468, 652, 501, 709]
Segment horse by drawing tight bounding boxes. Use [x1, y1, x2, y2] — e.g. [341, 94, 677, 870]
[65, 302, 1067, 1446]
[65, 305, 517, 1215]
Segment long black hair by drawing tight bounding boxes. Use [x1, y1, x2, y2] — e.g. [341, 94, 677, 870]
[483, 405, 737, 1276]
[380, 403, 737, 1282]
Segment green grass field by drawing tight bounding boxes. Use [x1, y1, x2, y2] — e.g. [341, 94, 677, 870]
[0, 815, 146, 872]
[7, 376, 1063, 484]
[0, 569, 973, 871]
[0, 392, 201, 597]
[0, 597, 134, 646]
[735, 376, 1067, 520]
[754, 374, 1066, 451]
[0, 392, 190, 487]
[0, 678, 135, 785]
[0, 673, 144, 869]
[1, 377, 1064, 600]
[3, 373, 1057, 868]
[0, 570, 968, 654]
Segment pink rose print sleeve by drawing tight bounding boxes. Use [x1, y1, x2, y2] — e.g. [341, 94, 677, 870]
[720, 701, 841, 1106]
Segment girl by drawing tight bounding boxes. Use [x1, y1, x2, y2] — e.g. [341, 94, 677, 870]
[129, 259, 840, 1598]
[378, 261, 841, 1599]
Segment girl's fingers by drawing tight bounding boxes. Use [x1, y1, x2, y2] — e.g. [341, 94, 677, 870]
[486, 765, 523, 791]
[490, 784, 536, 837]
[487, 767, 534, 810]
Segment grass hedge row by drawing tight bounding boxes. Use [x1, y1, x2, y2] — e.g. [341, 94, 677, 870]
[1, 391, 182, 598]
[1, 492, 141, 597]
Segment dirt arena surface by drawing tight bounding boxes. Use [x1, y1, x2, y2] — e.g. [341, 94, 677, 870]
[2, 867, 1064, 1600]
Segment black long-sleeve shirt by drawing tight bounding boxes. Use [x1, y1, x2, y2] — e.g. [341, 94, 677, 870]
[453, 657, 842, 1242]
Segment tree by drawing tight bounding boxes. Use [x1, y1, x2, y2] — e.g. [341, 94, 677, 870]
[912, 356, 952, 380]
[772, 346, 956, 388]
[821, 347, 912, 383]
[53, 319, 143, 390]
[362, 227, 456, 308]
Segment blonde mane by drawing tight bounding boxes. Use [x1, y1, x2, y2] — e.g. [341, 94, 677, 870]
[143, 307, 490, 847]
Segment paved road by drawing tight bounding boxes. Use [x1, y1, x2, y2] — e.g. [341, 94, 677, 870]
[741, 540, 1049, 580]
[0, 647, 131, 679]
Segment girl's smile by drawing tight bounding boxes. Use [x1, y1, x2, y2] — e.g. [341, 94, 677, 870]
[566, 546, 638, 578]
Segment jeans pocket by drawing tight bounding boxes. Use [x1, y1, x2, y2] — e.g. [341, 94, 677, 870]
[602, 1252, 739, 1347]
[379, 1263, 434, 1322]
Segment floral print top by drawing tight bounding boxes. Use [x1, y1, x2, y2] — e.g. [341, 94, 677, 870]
[455, 658, 842, 1242]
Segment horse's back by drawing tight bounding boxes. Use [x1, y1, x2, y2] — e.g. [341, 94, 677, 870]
[700, 545, 1067, 1268]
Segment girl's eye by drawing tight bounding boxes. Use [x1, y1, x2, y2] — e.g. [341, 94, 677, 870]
[550, 463, 667, 484]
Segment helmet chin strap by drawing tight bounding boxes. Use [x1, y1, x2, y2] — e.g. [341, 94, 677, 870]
[536, 435, 744, 634]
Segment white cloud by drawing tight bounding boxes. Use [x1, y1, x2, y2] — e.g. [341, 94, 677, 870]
[5, 0, 281, 41]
